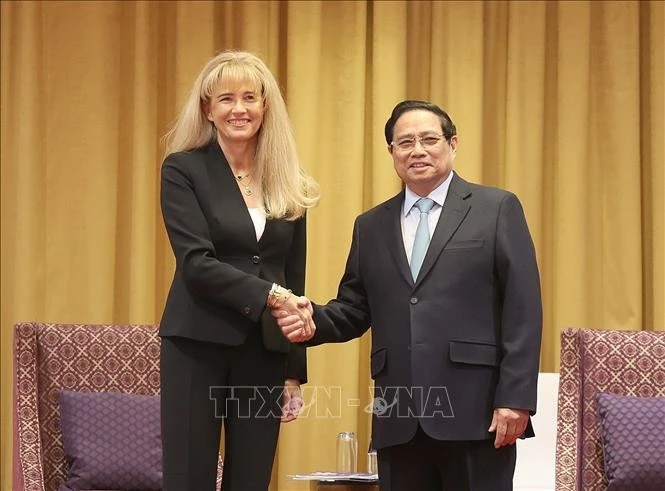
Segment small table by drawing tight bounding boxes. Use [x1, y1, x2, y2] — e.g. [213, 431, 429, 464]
[309, 480, 379, 491]
[291, 473, 379, 491]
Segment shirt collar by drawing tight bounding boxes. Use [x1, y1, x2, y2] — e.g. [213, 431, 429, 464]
[403, 170, 454, 216]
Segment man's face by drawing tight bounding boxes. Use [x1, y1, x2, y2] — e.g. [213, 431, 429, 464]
[389, 109, 457, 196]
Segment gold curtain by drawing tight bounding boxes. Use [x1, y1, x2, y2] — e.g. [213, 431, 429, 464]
[1, 1, 663, 489]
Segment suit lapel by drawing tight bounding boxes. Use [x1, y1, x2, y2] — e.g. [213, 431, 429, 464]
[415, 174, 472, 286]
[382, 192, 414, 286]
[205, 142, 259, 249]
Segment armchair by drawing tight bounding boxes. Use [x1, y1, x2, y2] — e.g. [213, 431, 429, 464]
[555, 327, 665, 490]
[12, 322, 223, 491]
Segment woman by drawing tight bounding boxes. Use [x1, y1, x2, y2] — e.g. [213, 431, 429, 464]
[159, 50, 319, 491]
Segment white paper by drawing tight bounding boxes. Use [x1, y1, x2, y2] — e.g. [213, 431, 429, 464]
[289, 471, 379, 482]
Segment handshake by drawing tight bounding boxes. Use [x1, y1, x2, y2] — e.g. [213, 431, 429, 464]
[266, 284, 316, 342]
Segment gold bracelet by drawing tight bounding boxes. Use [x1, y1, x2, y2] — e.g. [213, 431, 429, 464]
[274, 289, 292, 308]
[267, 284, 292, 308]
[267, 283, 278, 307]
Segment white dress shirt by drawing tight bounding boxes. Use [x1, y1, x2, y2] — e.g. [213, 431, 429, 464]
[401, 170, 454, 265]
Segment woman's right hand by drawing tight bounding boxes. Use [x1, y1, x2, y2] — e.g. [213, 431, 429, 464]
[270, 295, 316, 341]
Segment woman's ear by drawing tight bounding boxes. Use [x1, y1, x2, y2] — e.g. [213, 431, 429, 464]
[202, 101, 213, 122]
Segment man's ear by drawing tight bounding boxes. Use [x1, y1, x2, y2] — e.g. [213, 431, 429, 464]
[387, 144, 393, 155]
[449, 135, 459, 152]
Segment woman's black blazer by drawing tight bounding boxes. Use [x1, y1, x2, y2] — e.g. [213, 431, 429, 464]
[159, 141, 307, 381]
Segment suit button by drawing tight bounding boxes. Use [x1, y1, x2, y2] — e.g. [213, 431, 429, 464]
[251, 255, 260, 264]
[243, 307, 251, 315]
[410, 297, 418, 304]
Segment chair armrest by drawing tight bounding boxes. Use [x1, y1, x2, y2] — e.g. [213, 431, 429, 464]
[13, 322, 47, 491]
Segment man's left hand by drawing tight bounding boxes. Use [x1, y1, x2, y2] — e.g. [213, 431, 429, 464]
[488, 407, 529, 448]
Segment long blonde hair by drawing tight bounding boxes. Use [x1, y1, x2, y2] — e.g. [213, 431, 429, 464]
[163, 50, 319, 219]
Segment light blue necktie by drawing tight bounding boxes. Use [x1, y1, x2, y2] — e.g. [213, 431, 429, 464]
[410, 197, 436, 280]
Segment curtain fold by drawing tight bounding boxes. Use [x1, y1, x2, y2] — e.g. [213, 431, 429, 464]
[2, 1, 663, 489]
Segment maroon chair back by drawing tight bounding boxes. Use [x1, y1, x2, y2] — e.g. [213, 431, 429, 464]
[13, 323, 225, 490]
[13, 323, 161, 490]
[555, 327, 665, 490]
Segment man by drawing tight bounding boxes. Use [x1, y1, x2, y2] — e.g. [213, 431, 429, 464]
[274, 100, 543, 491]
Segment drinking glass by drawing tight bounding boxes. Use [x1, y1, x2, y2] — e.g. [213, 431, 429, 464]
[336, 431, 358, 473]
[367, 449, 378, 474]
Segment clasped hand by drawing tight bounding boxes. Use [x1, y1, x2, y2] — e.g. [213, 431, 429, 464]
[270, 295, 315, 342]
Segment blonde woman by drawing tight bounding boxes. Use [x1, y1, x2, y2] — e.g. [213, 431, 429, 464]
[159, 50, 319, 491]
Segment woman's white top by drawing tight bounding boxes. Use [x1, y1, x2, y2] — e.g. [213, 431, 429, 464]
[247, 207, 267, 241]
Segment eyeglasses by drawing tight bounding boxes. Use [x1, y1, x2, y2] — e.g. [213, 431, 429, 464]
[391, 133, 445, 152]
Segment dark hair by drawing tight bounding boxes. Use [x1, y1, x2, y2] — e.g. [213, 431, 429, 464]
[384, 100, 457, 144]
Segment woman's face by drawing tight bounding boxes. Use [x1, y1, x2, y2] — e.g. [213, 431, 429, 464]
[207, 80, 265, 145]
